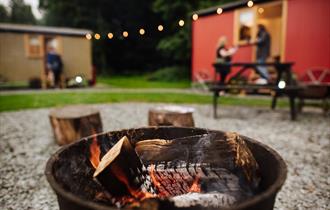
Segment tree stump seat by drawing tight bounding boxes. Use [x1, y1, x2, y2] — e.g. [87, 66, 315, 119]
[148, 105, 195, 127]
[49, 105, 103, 145]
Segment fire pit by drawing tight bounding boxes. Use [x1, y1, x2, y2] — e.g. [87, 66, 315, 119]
[45, 127, 287, 210]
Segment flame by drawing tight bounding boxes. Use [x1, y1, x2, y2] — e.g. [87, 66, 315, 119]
[189, 176, 201, 193]
[149, 164, 161, 188]
[89, 134, 100, 169]
[111, 163, 155, 201]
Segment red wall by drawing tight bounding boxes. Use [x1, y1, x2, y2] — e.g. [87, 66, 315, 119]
[192, 12, 253, 81]
[285, 0, 330, 80]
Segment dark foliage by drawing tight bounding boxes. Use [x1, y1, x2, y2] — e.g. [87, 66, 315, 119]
[38, 0, 237, 76]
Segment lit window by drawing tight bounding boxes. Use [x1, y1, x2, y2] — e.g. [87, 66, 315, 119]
[25, 34, 43, 58]
[236, 9, 255, 43]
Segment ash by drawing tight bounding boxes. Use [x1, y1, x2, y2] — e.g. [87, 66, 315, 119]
[170, 192, 236, 208]
[0, 102, 329, 210]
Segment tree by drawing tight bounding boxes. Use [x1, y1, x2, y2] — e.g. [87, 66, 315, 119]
[0, 4, 9, 22]
[9, 0, 36, 24]
[39, 0, 238, 76]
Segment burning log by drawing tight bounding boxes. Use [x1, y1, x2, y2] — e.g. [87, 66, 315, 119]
[49, 105, 102, 145]
[148, 106, 195, 127]
[92, 136, 156, 201]
[135, 132, 260, 192]
[89, 132, 260, 208]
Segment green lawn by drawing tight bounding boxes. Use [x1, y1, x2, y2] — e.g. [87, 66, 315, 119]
[0, 91, 289, 112]
[97, 75, 191, 89]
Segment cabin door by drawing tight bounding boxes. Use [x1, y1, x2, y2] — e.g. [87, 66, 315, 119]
[256, 2, 284, 61]
[42, 36, 62, 88]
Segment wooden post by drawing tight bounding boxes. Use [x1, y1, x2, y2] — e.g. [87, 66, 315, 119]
[49, 105, 103, 145]
[148, 106, 195, 127]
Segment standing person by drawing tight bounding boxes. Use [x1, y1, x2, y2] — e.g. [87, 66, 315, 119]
[254, 24, 271, 81]
[215, 36, 238, 84]
[46, 46, 63, 88]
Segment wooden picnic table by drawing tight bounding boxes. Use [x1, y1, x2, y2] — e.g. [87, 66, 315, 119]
[210, 62, 303, 120]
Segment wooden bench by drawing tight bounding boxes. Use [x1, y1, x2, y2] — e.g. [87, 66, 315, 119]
[210, 84, 303, 121]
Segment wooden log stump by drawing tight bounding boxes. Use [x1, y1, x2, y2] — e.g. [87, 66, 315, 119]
[49, 105, 103, 145]
[148, 105, 195, 127]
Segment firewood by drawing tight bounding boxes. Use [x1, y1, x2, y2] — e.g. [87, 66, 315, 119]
[93, 136, 155, 198]
[148, 106, 194, 127]
[135, 132, 260, 191]
[49, 105, 102, 145]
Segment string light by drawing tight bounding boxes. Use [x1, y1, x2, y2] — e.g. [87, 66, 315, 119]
[85, 33, 92, 40]
[158, 25, 164, 31]
[122, 31, 128, 37]
[178, 20, 185, 27]
[192, 14, 198, 21]
[107, 33, 113, 39]
[94, 33, 100, 40]
[139, 28, 145, 35]
[247, 1, 254, 8]
[216, 8, 223, 15]
[258, 7, 264, 14]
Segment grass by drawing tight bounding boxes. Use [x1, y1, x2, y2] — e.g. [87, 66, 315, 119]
[0, 91, 289, 112]
[97, 75, 191, 89]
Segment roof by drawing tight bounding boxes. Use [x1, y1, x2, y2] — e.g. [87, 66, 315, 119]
[0, 23, 92, 37]
[194, 0, 273, 17]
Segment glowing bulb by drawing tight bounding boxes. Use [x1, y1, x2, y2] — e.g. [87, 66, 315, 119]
[107, 33, 113, 39]
[139, 28, 145, 35]
[158, 25, 164, 31]
[216, 8, 223, 15]
[192, 14, 198, 21]
[75, 76, 83, 83]
[94, 33, 100, 40]
[247, 1, 254, 8]
[258, 7, 264, 14]
[278, 81, 286, 89]
[122, 31, 128, 37]
[178, 20, 185, 27]
[85, 33, 92, 40]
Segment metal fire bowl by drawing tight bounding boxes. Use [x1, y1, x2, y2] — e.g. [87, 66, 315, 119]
[45, 126, 287, 210]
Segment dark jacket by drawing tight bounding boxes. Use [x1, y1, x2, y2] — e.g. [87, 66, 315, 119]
[256, 29, 271, 60]
[47, 52, 63, 73]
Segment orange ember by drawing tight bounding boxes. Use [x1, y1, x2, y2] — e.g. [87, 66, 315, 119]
[189, 176, 201, 193]
[111, 163, 155, 201]
[89, 135, 101, 169]
[149, 164, 160, 188]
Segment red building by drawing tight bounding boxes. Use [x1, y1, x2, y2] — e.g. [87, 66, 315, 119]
[191, 0, 330, 83]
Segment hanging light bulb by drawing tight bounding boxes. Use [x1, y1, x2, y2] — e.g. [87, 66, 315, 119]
[139, 28, 145, 35]
[216, 8, 223, 15]
[247, 1, 254, 8]
[192, 14, 198, 21]
[122, 31, 128, 37]
[178, 20, 185, 27]
[85, 33, 92, 40]
[258, 7, 264, 14]
[158, 25, 164, 31]
[107, 33, 114, 39]
[94, 33, 101, 40]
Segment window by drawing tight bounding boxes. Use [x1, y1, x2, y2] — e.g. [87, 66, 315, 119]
[239, 10, 254, 41]
[24, 34, 44, 58]
[234, 8, 257, 45]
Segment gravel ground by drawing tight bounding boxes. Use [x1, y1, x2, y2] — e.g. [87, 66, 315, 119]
[0, 103, 329, 210]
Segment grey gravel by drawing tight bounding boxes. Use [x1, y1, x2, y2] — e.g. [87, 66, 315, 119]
[0, 103, 329, 210]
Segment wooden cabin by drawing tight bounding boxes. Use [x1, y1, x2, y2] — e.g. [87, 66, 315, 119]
[0, 23, 93, 87]
[192, 0, 330, 83]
